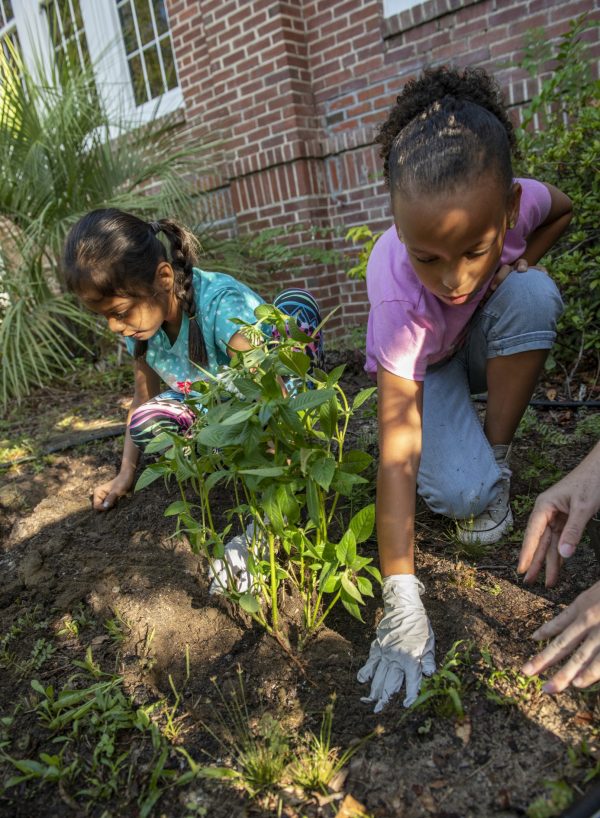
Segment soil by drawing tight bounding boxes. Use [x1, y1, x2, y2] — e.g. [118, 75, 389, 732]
[0, 349, 599, 818]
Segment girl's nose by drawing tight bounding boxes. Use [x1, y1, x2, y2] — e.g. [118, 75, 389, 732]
[107, 316, 124, 333]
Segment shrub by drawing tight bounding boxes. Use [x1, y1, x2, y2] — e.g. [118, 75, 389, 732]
[515, 15, 600, 388]
[138, 305, 380, 651]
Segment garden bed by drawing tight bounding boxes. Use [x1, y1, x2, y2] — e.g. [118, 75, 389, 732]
[0, 350, 598, 818]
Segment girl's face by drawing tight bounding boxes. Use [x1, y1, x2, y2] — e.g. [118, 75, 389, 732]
[82, 262, 178, 339]
[392, 178, 521, 306]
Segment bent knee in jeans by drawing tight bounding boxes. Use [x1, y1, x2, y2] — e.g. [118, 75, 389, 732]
[418, 470, 500, 519]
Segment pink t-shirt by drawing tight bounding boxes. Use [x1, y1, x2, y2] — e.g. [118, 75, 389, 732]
[365, 178, 552, 380]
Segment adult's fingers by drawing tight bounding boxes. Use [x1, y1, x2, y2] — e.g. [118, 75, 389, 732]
[519, 501, 556, 574]
[522, 615, 587, 678]
[556, 509, 588, 558]
[572, 645, 600, 688]
[542, 631, 600, 693]
[521, 522, 552, 583]
[364, 657, 391, 705]
[544, 529, 562, 588]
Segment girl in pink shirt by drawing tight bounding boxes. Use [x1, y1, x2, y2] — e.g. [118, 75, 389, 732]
[357, 67, 572, 713]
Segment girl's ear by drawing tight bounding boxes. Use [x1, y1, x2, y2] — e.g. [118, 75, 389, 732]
[507, 181, 522, 229]
[154, 261, 175, 292]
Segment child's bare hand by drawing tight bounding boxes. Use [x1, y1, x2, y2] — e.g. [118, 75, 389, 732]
[92, 473, 134, 511]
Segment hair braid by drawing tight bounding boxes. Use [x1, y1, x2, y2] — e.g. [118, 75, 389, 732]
[377, 66, 520, 195]
[158, 219, 207, 366]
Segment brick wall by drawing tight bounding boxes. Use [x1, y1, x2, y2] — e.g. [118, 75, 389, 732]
[166, 0, 599, 331]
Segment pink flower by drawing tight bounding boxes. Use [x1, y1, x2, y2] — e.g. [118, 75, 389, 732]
[177, 380, 192, 395]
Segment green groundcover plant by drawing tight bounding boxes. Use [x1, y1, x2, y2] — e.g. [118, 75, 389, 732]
[137, 305, 380, 652]
[515, 15, 600, 386]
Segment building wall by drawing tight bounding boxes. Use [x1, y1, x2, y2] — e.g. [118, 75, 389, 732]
[166, 0, 599, 328]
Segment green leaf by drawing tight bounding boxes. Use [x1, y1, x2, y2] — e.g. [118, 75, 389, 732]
[326, 365, 345, 386]
[238, 593, 260, 614]
[340, 450, 373, 474]
[197, 424, 244, 448]
[356, 576, 374, 597]
[331, 470, 367, 496]
[352, 387, 377, 411]
[341, 574, 363, 603]
[336, 531, 357, 565]
[278, 348, 310, 378]
[164, 499, 189, 517]
[309, 456, 336, 491]
[319, 395, 339, 437]
[287, 388, 335, 414]
[144, 432, 174, 454]
[221, 405, 257, 425]
[348, 504, 375, 543]
[239, 466, 286, 477]
[135, 463, 167, 492]
[306, 478, 321, 527]
[341, 597, 364, 622]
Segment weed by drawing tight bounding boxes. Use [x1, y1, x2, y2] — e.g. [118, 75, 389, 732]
[104, 609, 132, 645]
[412, 640, 473, 718]
[526, 779, 574, 817]
[288, 694, 378, 794]
[480, 648, 543, 705]
[0, 650, 182, 815]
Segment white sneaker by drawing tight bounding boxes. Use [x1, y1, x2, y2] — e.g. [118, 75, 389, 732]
[456, 447, 513, 546]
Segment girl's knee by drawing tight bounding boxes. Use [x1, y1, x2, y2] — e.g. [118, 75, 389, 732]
[491, 268, 563, 328]
[419, 476, 497, 518]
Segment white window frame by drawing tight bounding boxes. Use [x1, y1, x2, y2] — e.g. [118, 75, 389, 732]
[11, 0, 183, 125]
[383, 0, 422, 16]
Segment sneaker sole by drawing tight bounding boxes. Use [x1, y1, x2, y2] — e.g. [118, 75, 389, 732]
[456, 507, 514, 546]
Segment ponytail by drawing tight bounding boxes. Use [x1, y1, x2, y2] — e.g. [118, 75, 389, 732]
[378, 66, 520, 196]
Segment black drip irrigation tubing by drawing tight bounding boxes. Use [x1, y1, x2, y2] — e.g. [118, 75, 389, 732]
[473, 398, 600, 409]
[560, 780, 600, 818]
[0, 424, 126, 469]
[1, 399, 598, 470]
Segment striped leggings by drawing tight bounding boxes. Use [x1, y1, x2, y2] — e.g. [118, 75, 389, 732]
[129, 289, 324, 450]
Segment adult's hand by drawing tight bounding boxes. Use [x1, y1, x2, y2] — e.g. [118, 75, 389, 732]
[518, 441, 600, 586]
[522, 579, 600, 692]
[357, 574, 436, 712]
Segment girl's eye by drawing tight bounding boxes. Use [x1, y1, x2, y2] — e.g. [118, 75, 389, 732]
[465, 250, 489, 259]
[114, 311, 128, 320]
[415, 257, 437, 264]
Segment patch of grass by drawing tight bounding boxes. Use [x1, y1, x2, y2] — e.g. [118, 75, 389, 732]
[288, 694, 379, 794]
[526, 779, 574, 817]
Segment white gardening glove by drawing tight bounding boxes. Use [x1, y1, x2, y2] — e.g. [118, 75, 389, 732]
[357, 574, 436, 712]
[209, 522, 261, 595]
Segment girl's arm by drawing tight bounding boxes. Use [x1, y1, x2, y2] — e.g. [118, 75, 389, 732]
[376, 364, 423, 575]
[523, 182, 573, 266]
[93, 358, 161, 511]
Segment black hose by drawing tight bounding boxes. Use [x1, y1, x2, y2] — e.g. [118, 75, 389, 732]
[472, 398, 600, 409]
[560, 781, 600, 818]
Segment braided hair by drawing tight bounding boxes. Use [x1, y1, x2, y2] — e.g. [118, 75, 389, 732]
[377, 66, 520, 198]
[62, 208, 207, 365]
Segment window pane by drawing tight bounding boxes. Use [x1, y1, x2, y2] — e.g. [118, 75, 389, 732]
[133, 0, 153, 42]
[128, 52, 146, 106]
[43, 0, 93, 76]
[160, 36, 176, 90]
[144, 44, 162, 99]
[117, 0, 138, 54]
[117, 0, 178, 104]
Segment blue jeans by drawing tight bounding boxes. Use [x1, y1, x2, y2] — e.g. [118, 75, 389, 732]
[417, 268, 563, 518]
